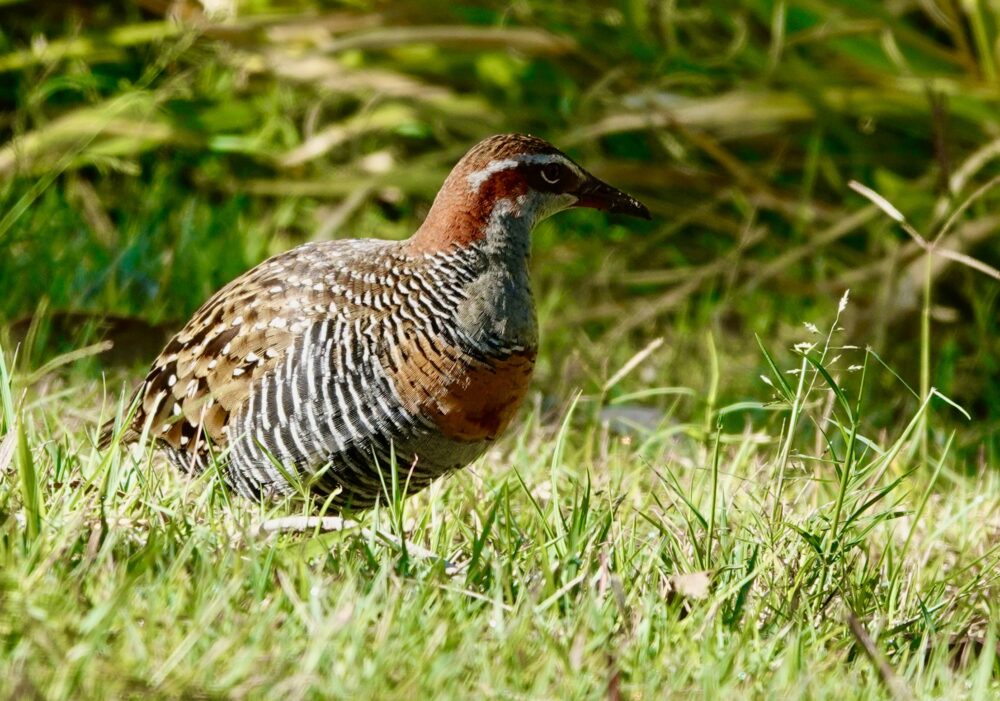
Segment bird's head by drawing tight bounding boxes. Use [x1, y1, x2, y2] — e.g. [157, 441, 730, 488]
[412, 134, 650, 253]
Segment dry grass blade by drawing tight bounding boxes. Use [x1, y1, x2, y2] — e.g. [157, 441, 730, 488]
[934, 248, 1000, 281]
[946, 137, 1000, 198]
[0, 427, 15, 474]
[277, 104, 417, 168]
[565, 91, 815, 144]
[846, 612, 914, 701]
[319, 26, 576, 55]
[603, 338, 664, 392]
[262, 12, 383, 42]
[253, 515, 358, 536]
[849, 180, 1000, 292]
[744, 205, 880, 290]
[257, 49, 455, 100]
[66, 176, 117, 247]
[255, 516, 459, 574]
[0, 96, 175, 177]
[848, 181, 907, 225]
[23, 341, 113, 386]
[837, 215, 1000, 289]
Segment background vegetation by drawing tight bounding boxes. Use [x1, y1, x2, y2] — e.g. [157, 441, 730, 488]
[0, 0, 998, 698]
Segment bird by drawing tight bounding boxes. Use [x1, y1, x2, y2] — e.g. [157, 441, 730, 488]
[99, 134, 650, 511]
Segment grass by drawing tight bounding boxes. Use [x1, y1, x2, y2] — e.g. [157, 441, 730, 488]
[0, 304, 998, 698]
[1, 0, 1000, 698]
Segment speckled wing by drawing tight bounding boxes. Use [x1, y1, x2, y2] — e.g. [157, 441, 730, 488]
[100, 240, 388, 468]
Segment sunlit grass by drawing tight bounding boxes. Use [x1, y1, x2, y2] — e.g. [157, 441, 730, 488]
[1, 303, 997, 698]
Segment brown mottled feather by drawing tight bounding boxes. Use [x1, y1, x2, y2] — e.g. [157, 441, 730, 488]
[103, 242, 386, 462]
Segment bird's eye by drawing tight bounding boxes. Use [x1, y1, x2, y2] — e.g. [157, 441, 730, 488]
[540, 163, 562, 184]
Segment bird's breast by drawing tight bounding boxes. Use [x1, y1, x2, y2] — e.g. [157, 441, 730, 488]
[384, 336, 537, 444]
[427, 348, 537, 442]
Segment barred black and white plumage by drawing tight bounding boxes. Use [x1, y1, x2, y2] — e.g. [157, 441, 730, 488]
[100, 134, 650, 510]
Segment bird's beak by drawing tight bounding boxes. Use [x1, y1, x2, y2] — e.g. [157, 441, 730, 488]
[573, 174, 651, 220]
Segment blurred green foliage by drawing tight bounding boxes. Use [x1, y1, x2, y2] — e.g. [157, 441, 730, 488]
[1, 0, 999, 446]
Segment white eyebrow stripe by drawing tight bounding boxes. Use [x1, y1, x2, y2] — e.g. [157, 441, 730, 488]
[467, 158, 517, 192]
[466, 153, 580, 192]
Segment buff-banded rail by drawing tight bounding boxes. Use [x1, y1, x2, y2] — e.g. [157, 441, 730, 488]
[100, 134, 650, 510]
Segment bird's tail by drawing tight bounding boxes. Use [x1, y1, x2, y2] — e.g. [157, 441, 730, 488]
[97, 418, 117, 450]
[98, 387, 141, 450]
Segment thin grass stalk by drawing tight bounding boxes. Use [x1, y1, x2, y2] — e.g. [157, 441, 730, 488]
[971, 616, 998, 699]
[388, 442, 409, 566]
[920, 251, 932, 469]
[704, 330, 719, 435]
[705, 421, 722, 565]
[966, 2, 998, 81]
[549, 391, 582, 548]
[772, 355, 808, 523]
[821, 418, 859, 592]
[0, 346, 15, 433]
[888, 431, 952, 620]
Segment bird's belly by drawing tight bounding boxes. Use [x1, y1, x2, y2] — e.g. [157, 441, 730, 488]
[222, 339, 536, 506]
[321, 350, 535, 508]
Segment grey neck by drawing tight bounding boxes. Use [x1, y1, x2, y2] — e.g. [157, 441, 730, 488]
[454, 198, 538, 352]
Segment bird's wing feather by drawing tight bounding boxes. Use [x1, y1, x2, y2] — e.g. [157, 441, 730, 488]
[99, 240, 393, 461]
